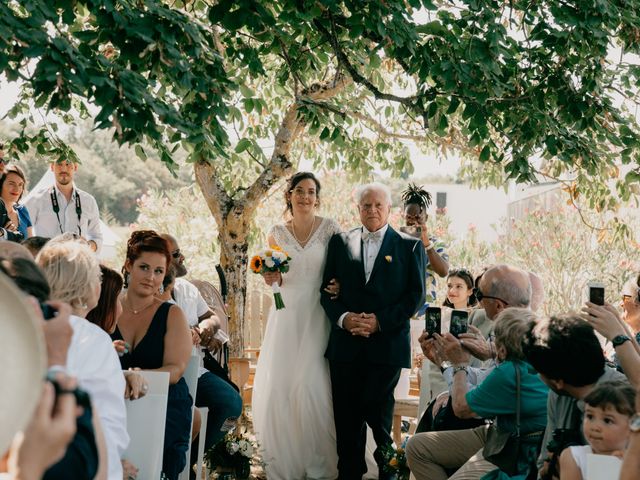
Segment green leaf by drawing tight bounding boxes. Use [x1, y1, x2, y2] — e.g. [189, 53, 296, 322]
[235, 138, 252, 153]
[479, 145, 490, 162]
[134, 145, 147, 161]
[240, 84, 255, 98]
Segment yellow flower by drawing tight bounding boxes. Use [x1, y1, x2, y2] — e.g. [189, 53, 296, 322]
[250, 256, 263, 273]
[265, 250, 272, 257]
[389, 457, 398, 467]
[385, 255, 393, 263]
[272, 245, 282, 251]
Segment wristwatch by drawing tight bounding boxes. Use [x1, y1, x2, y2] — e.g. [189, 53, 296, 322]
[453, 365, 469, 375]
[612, 335, 631, 347]
[630, 413, 640, 433]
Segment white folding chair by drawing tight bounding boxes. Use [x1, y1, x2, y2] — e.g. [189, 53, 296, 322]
[178, 353, 202, 480]
[196, 406, 209, 479]
[123, 371, 170, 480]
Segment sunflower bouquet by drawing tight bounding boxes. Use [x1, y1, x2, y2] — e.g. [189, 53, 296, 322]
[250, 246, 291, 309]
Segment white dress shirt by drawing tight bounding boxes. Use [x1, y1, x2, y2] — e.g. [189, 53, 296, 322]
[66, 315, 128, 480]
[24, 185, 103, 253]
[338, 223, 389, 328]
[172, 277, 211, 377]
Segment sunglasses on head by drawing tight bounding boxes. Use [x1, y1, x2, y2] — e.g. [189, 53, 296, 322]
[473, 287, 509, 305]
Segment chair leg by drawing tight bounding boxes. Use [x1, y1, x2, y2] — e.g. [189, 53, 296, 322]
[196, 407, 209, 480]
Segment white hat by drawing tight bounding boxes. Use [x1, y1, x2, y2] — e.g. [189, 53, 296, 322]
[0, 271, 47, 455]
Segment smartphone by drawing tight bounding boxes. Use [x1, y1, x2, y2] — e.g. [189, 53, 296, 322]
[399, 225, 422, 238]
[588, 282, 605, 306]
[450, 309, 469, 338]
[425, 307, 442, 337]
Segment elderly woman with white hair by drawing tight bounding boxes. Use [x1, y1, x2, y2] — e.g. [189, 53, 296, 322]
[37, 239, 128, 480]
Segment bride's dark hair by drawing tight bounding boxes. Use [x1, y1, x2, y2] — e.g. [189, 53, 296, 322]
[284, 171, 321, 216]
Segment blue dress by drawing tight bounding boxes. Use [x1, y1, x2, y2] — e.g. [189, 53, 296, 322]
[111, 302, 193, 480]
[14, 203, 32, 238]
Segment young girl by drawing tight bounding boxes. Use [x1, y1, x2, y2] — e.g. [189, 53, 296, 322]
[442, 268, 477, 310]
[559, 380, 636, 479]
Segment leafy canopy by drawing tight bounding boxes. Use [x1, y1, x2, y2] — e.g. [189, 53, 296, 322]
[2, 0, 640, 208]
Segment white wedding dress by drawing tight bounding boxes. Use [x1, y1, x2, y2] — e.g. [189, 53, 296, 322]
[252, 217, 341, 480]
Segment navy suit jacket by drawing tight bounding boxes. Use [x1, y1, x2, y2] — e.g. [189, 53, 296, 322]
[320, 226, 426, 368]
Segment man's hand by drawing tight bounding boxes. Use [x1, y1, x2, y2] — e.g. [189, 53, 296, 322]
[343, 312, 379, 337]
[580, 302, 627, 341]
[418, 331, 444, 365]
[8, 375, 79, 480]
[197, 317, 222, 351]
[458, 325, 493, 361]
[439, 333, 471, 365]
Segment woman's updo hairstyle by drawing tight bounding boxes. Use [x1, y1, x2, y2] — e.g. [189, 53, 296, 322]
[284, 171, 321, 215]
[123, 230, 171, 287]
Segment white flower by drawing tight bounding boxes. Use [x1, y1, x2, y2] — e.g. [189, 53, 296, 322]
[273, 251, 287, 261]
[226, 441, 240, 455]
[238, 439, 253, 457]
[264, 257, 275, 268]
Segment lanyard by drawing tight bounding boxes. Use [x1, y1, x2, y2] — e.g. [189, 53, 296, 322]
[50, 187, 82, 237]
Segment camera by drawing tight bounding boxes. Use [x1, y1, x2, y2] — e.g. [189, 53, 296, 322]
[39, 302, 57, 320]
[425, 307, 441, 337]
[587, 282, 605, 306]
[46, 372, 91, 409]
[399, 225, 422, 238]
[449, 310, 469, 338]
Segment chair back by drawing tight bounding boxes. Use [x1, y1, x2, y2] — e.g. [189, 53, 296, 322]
[177, 354, 201, 480]
[124, 371, 170, 480]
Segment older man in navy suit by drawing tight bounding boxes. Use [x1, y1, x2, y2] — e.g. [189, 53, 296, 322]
[321, 182, 426, 480]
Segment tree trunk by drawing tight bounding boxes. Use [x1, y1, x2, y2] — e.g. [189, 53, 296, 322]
[194, 73, 350, 356]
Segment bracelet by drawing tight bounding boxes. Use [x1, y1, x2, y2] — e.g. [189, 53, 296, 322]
[425, 242, 435, 251]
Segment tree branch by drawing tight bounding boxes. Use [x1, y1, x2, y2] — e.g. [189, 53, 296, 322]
[194, 160, 232, 225]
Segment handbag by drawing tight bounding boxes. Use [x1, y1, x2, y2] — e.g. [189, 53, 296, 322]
[202, 343, 240, 393]
[483, 362, 543, 477]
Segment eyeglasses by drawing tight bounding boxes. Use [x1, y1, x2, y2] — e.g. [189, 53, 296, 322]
[474, 287, 509, 305]
[623, 295, 633, 302]
[291, 188, 316, 198]
[171, 249, 182, 259]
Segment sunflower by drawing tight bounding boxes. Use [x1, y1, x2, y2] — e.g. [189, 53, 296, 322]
[250, 255, 263, 273]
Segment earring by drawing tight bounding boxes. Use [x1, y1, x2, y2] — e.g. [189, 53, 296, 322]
[158, 284, 165, 295]
[124, 272, 130, 288]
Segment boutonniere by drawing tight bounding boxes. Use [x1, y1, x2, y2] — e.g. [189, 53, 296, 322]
[385, 255, 393, 263]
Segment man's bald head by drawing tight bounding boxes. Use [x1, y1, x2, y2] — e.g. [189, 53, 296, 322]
[479, 264, 532, 319]
[160, 233, 186, 277]
[0, 242, 34, 261]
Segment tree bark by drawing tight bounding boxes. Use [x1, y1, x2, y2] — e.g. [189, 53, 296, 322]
[194, 73, 350, 356]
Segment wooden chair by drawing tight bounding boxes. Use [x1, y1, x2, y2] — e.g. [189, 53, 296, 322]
[228, 357, 251, 409]
[179, 354, 205, 480]
[124, 371, 170, 480]
[392, 397, 420, 446]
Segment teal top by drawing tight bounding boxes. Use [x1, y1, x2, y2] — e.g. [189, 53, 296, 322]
[466, 360, 548, 433]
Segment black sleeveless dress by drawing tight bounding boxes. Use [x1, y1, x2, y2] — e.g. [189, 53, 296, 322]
[112, 302, 192, 480]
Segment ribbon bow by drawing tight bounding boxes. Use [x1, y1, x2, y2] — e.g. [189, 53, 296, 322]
[362, 230, 383, 243]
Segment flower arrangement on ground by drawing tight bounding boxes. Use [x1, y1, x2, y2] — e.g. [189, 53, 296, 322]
[379, 438, 410, 480]
[249, 245, 291, 309]
[204, 426, 256, 479]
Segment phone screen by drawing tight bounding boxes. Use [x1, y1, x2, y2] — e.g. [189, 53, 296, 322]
[399, 225, 422, 238]
[589, 286, 605, 306]
[450, 310, 469, 338]
[425, 307, 441, 337]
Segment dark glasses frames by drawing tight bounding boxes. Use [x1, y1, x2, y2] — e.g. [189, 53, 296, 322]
[171, 250, 182, 259]
[473, 287, 509, 305]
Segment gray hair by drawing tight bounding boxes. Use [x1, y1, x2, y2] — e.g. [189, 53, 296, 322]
[485, 265, 532, 308]
[355, 182, 392, 206]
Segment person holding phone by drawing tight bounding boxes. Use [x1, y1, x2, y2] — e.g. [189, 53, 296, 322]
[401, 183, 449, 305]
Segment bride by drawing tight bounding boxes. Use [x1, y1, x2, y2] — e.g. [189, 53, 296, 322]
[252, 172, 341, 480]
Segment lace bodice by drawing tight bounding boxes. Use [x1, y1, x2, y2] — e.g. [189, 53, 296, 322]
[269, 217, 341, 288]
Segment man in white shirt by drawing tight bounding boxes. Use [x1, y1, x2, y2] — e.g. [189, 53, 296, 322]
[161, 234, 242, 478]
[25, 160, 102, 253]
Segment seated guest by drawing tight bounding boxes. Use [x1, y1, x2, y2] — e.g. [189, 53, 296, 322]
[523, 313, 626, 479]
[112, 230, 192, 480]
[559, 381, 635, 479]
[21, 236, 50, 258]
[0, 255, 105, 480]
[37, 240, 128, 480]
[0, 165, 32, 239]
[618, 274, 640, 348]
[407, 308, 548, 480]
